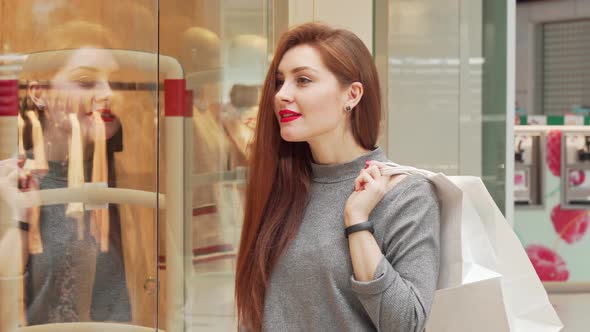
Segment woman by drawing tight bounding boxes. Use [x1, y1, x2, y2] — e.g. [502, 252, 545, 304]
[235, 23, 440, 332]
[20, 41, 130, 323]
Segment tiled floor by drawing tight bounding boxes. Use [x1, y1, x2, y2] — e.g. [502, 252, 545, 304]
[549, 293, 590, 332]
[185, 272, 590, 332]
[14, 281, 590, 331]
[185, 273, 590, 332]
[188, 272, 236, 331]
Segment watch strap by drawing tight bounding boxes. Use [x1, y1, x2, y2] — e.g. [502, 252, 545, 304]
[345, 221, 374, 238]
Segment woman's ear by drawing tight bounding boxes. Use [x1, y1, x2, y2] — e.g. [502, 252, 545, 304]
[27, 81, 45, 110]
[345, 82, 363, 110]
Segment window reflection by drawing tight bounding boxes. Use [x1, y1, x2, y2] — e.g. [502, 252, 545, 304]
[158, 2, 269, 330]
[20, 48, 130, 324]
[2, 0, 272, 330]
[16, 17, 160, 328]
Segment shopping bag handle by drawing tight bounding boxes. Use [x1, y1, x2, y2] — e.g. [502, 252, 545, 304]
[379, 162, 436, 178]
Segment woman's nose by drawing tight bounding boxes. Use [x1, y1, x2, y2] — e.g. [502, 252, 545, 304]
[275, 83, 293, 103]
[94, 79, 113, 102]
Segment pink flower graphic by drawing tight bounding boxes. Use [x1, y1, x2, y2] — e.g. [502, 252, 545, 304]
[551, 204, 589, 244]
[526, 244, 569, 281]
[546, 130, 561, 177]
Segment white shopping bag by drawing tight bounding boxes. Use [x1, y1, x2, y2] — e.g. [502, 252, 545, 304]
[380, 163, 563, 332]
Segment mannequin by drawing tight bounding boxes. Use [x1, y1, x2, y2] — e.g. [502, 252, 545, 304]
[180, 26, 229, 176]
[222, 84, 259, 165]
[221, 34, 268, 166]
[160, 15, 193, 60]
[102, 1, 156, 52]
[32, 20, 122, 54]
[179, 26, 233, 259]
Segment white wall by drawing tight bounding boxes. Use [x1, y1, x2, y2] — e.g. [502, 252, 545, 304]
[516, 0, 590, 115]
[288, 0, 373, 53]
[286, 0, 516, 217]
[386, 0, 483, 176]
[287, 0, 484, 177]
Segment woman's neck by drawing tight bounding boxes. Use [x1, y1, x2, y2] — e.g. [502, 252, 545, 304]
[308, 130, 371, 165]
[42, 125, 93, 162]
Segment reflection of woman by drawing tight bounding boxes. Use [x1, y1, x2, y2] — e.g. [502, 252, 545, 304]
[20, 47, 130, 324]
[235, 23, 440, 331]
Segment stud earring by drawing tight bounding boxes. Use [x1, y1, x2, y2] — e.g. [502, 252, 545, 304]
[345, 105, 352, 112]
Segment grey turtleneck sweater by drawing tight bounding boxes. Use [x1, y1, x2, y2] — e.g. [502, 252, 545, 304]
[262, 148, 440, 332]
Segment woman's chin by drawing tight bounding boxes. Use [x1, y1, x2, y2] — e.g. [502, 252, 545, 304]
[279, 129, 306, 142]
[104, 120, 121, 140]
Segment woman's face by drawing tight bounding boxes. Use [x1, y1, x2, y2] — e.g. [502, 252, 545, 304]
[274, 44, 349, 143]
[40, 48, 121, 140]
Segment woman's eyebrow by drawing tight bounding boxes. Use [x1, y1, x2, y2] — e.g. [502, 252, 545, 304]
[68, 66, 100, 74]
[276, 66, 319, 76]
[291, 66, 318, 73]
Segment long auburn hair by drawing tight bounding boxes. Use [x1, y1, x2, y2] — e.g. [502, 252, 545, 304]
[235, 22, 381, 331]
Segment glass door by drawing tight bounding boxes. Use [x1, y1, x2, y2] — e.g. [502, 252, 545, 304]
[159, 0, 273, 330]
[0, 1, 276, 331]
[1, 1, 160, 331]
[381, 0, 509, 212]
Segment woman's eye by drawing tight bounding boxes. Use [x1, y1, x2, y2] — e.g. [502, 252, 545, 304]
[72, 75, 98, 89]
[297, 77, 311, 85]
[75, 79, 97, 89]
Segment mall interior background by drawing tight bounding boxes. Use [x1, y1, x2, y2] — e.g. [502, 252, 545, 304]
[0, 0, 588, 331]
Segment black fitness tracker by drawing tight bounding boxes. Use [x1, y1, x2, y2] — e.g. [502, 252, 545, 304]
[345, 221, 374, 238]
[18, 221, 29, 232]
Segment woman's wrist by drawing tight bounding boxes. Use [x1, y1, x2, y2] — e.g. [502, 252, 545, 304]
[344, 212, 369, 227]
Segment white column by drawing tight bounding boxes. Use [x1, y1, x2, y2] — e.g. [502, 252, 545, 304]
[288, 0, 374, 54]
[313, 0, 373, 53]
[505, 0, 516, 226]
[164, 79, 187, 332]
[0, 73, 21, 332]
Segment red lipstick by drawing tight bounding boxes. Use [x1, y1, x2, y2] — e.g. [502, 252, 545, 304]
[99, 109, 115, 122]
[279, 109, 302, 123]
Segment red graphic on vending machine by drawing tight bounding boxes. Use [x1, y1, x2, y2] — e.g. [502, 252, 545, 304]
[546, 130, 561, 177]
[569, 169, 586, 186]
[551, 205, 589, 244]
[525, 244, 569, 281]
[514, 173, 525, 187]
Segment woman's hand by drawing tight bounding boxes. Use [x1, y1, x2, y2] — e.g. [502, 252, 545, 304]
[0, 158, 31, 275]
[344, 160, 390, 227]
[0, 157, 34, 220]
[0, 158, 24, 217]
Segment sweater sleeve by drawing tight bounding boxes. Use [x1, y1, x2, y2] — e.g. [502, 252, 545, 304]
[349, 178, 440, 332]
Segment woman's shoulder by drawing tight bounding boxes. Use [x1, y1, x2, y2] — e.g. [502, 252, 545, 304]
[380, 172, 438, 209]
[385, 172, 432, 194]
[375, 173, 440, 231]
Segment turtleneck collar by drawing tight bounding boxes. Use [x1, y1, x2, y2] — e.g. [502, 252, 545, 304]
[310, 147, 388, 183]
